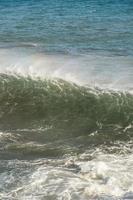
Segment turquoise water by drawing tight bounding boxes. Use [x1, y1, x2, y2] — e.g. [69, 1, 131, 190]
[0, 1, 133, 199]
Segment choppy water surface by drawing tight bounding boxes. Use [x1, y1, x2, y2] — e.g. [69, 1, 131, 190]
[0, 0, 133, 199]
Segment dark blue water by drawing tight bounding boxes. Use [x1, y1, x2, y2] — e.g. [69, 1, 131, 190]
[0, 0, 133, 55]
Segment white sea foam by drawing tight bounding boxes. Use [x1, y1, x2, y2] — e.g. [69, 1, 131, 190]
[0, 151, 133, 199]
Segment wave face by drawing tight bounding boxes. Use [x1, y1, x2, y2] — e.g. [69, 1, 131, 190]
[1, 73, 133, 129]
[0, 73, 133, 158]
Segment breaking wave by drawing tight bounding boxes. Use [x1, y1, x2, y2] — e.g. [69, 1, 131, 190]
[0, 73, 133, 138]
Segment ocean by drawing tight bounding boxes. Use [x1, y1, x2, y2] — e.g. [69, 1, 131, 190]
[0, 0, 133, 199]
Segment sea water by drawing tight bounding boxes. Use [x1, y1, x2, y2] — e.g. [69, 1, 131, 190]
[0, 0, 133, 199]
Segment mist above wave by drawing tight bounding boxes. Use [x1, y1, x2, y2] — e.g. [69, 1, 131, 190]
[0, 48, 133, 91]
